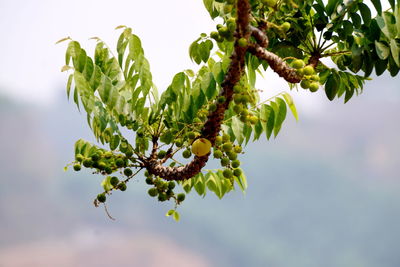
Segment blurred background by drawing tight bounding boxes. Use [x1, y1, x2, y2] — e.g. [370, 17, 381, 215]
[1, 1, 400, 267]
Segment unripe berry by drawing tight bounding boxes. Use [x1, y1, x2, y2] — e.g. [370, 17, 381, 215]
[75, 154, 84, 162]
[281, 22, 291, 32]
[177, 193, 186, 202]
[227, 151, 238, 160]
[233, 168, 242, 177]
[233, 145, 242, 153]
[300, 80, 311, 89]
[213, 149, 223, 159]
[148, 188, 158, 197]
[223, 169, 233, 178]
[118, 182, 127, 191]
[238, 38, 248, 47]
[168, 181, 176, 190]
[221, 157, 230, 166]
[222, 142, 233, 152]
[110, 176, 119, 187]
[145, 177, 153, 185]
[309, 82, 319, 92]
[182, 149, 192, 159]
[124, 168, 133, 176]
[215, 136, 223, 145]
[303, 66, 315, 75]
[73, 164, 81, 171]
[97, 193, 106, 203]
[157, 150, 167, 159]
[231, 159, 240, 168]
[292, 59, 305, 69]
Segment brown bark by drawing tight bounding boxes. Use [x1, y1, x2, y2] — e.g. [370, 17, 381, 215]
[143, 0, 251, 181]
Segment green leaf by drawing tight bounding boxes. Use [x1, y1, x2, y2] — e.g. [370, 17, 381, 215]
[390, 39, 400, 67]
[325, 73, 339, 101]
[173, 211, 180, 222]
[66, 74, 73, 99]
[260, 104, 275, 139]
[171, 72, 186, 94]
[358, 3, 371, 26]
[234, 169, 247, 193]
[231, 116, 245, 145]
[282, 92, 298, 121]
[194, 173, 206, 196]
[166, 209, 175, 217]
[370, 0, 382, 15]
[272, 98, 287, 137]
[375, 41, 390, 60]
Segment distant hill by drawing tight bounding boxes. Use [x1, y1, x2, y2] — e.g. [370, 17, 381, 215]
[0, 73, 399, 267]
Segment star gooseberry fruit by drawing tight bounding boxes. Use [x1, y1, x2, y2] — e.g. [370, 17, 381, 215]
[191, 138, 212, 157]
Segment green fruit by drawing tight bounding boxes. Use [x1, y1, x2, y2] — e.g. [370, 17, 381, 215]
[281, 22, 291, 32]
[168, 181, 176, 190]
[223, 169, 233, 178]
[97, 193, 106, 203]
[221, 157, 230, 166]
[110, 176, 119, 187]
[292, 59, 305, 69]
[182, 149, 192, 159]
[157, 150, 167, 159]
[116, 158, 125, 167]
[83, 159, 93, 168]
[144, 170, 151, 177]
[227, 20, 236, 32]
[187, 131, 196, 139]
[75, 154, 84, 162]
[177, 193, 186, 202]
[240, 115, 248, 123]
[311, 75, 320, 81]
[124, 168, 133, 176]
[158, 192, 167, 202]
[233, 168, 242, 177]
[105, 166, 113, 174]
[145, 177, 153, 185]
[249, 115, 258, 125]
[217, 96, 226, 103]
[233, 145, 242, 153]
[222, 133, 231, 142]
[91, 153, 100, 161]
[210, 31, 220, 40]
[218, 26, 230, 37]
[233, 84, 242, 93]
[227, 151, 237, 160]
[118, 183, 127, 191]
[73, 164, 81, 171]
[238, 38, 248, 47]
[233, 94, 242, 104]
[300, 80, 311, 89]
[104, 151, 113, 159]
[148, 188, 158, 197]
[233, 104, 243, 114]
[215, 136, 223, 145]
[231, 159, 240, 168]
[175, 139, 184, 147]
[303, 66, 314, 75]
[241, 95, 250, 104]
[213, 149, 223, 159]
[222, 142, 233, 152]
[98, 161, 107, 170]
[309, 82, 319, 92]
[226, 0, 236, 4]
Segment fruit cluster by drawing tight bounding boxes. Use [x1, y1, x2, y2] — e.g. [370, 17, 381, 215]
[232, 82, 258, 124]
[210, 17, 237, 43]
[291, 59, 320, 92]
[145, 171, 186, 203]
[213, 134, 243, 183]
[74, 149, 131, 175]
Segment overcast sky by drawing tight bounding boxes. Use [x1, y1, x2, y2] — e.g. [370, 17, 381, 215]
[0, 0, 397, 115]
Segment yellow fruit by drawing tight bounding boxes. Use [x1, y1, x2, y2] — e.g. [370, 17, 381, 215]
[262, 0, 277, 7]
[191, 138, 212, 157]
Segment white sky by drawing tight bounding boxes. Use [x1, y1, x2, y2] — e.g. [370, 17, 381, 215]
[0, 0, 394, 116]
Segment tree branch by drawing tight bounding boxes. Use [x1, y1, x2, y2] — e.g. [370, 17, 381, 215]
[247, 44, 301, 83]
[142, 0, 251, 181]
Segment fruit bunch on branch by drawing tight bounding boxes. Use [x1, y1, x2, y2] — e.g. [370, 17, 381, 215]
[59, 0, 400, 220]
